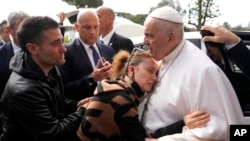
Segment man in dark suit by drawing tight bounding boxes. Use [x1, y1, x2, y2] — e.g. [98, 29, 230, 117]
[205, 43, 239, 91]
[0, 42, 14, 95]
[0, 11, 29, 135]
[201, 25, 250, 78]
[96, 6, 134, 54]
[58, 9, 114, 106]
[0, 11, 29, 96]
[0, 20, 10, 49]
[205, 43, 230, 74]
[226, 41, 250, 78]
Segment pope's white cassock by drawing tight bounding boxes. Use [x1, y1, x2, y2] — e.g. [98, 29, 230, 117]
[141, 39, 244, 141]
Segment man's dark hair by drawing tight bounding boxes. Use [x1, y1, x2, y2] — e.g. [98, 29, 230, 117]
[16, 16, 59, 53]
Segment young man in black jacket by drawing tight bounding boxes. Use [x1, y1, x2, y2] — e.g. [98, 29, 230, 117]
[0, 16, 89, 141]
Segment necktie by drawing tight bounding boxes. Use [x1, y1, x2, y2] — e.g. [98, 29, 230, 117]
[90, 46, 100, 65]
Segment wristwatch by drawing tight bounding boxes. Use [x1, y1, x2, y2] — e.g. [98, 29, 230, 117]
[88, 74, 95, 85]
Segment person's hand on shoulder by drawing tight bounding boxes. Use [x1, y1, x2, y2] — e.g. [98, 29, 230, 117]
[77, 97, 92, 109]
[201, 25, 240, 45]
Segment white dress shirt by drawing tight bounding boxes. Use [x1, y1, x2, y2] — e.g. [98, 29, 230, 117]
[100, 29, 115, 46]
[79, 38, 101, 68]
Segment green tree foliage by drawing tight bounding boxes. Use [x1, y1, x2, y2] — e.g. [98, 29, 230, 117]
[149, 0, 221, 31]
[231, 25, 250, 31]
[120, 0, 183, 25]
[187, 0, 220, 30]
[62, 0, 103, 8]
[116, 12, 147, 25]
[149, 0, 184, 15]
[132, 14, 147, 25]
[247, 22, 250, 30]
[63, 35, 71, 43]
[223, 22, 231, 30]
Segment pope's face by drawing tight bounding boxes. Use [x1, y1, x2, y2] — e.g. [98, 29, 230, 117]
[143, 17, 171, 61]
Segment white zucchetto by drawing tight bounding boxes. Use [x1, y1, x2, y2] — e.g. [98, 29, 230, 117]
[148, 6, 183, 24]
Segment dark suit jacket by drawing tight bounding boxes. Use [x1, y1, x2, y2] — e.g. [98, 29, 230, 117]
[60, 26, 65, 37]
[0, 42, 14, 134]
[0, 42, 14, 96]
[226, 40, 250, 78]
[108, 32, 134, 54]
[58, 38, 114, 103]
[0, 40, 4, 47]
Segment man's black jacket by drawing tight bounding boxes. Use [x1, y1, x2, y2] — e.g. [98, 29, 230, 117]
[0, 51, 85, 141]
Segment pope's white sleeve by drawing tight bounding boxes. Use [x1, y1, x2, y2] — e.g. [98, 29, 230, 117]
[158, 126, 226, 141]
[158, 67, 244, 141]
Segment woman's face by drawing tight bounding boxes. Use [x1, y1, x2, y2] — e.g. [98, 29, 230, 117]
[132, 58, 159, 92]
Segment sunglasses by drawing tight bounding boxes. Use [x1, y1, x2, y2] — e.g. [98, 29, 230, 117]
[126, 47, 148, 72]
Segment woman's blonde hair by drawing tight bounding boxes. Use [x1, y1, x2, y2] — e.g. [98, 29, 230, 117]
[111, 49, 153, 80]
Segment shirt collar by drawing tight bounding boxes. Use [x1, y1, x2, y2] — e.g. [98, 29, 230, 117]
[78, 37, 97, 50]
[11, 41, 21, 54]
[101, 29, 115, 45]
[162, 39, 185, 64]
[1, 40, 6, 44]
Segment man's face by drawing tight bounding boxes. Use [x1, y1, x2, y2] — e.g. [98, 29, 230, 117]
[143, 18, 169, 61]
[96, 9, 108, 34]
[36, 28, 66, 68]
[0, 23, 10, 42]
[7, 19, 23, 45]
[206, 45, 223, 64]
[75, 13, 99, 45]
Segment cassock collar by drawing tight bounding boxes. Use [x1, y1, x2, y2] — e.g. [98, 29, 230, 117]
[162, 39, 185, 64]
